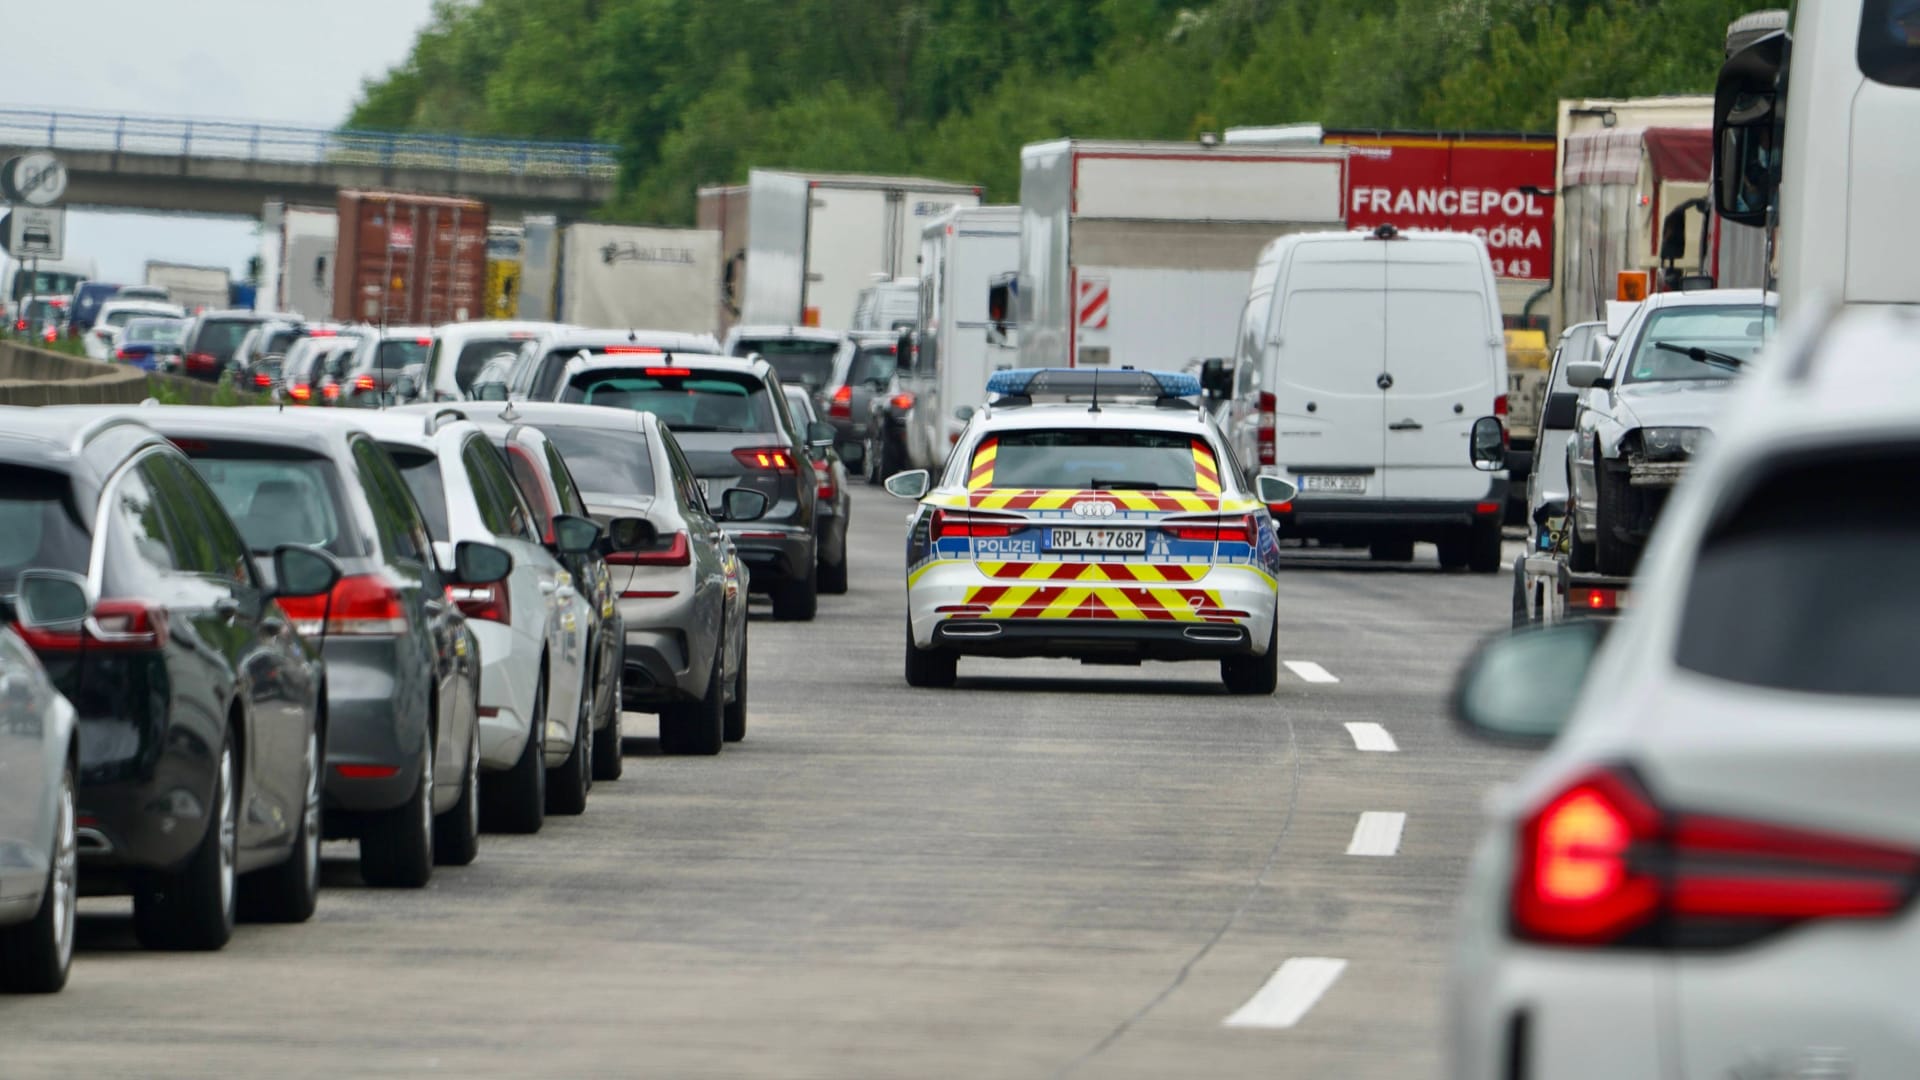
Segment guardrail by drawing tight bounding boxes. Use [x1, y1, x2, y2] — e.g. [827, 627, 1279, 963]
[0, 108, 620, 181]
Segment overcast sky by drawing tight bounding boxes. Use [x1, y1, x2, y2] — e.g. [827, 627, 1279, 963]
[8, 0, 438, 284]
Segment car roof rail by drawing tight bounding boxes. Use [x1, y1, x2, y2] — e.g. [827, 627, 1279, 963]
[69, 413, 158, 454]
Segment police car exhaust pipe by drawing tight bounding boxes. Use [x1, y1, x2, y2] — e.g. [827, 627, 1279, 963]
[1182, 627, 1245, 643]
[941, 623, 1004, 639]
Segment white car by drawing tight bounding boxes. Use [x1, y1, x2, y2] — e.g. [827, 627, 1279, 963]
[424, 320, 575, 403]
[485, 327, 725, 401]
[1448, 305, 1920, 1078]
[887, 368, 1296, 692]
[361, 412, 599, 833]
[84, 299, 186, 362]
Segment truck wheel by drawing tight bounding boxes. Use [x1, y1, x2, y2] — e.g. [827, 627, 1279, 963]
[1468, 519, 1504, 574]
[1369, 538, 1415, 563]
[1594, 471, 1642, 577]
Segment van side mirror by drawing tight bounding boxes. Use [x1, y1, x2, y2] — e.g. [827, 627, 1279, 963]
[1200, 358, 1233, 398]
[1470, 417, 1507, 472]
[1712, 30, 1788, 228]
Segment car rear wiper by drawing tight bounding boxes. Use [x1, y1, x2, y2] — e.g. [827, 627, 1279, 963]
[1653, 341, 1745, 371]
[1089, 479, 1196, 491]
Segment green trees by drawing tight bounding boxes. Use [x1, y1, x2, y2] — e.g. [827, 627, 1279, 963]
[350, 0, 1763, 221]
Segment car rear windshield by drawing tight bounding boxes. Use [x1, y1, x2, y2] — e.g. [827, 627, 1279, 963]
[1625, 305, 1776, 383]
[541, 427, 655, 498]
[1676, 448, 1920, 697]
[390, 448, 451, 541]
[376, 338, 428, 373]
[848, 344, 898, 387]
[124, 319, 186, 345]
[0, 466, 90, 591]
[192, 319, 256, 362]
[734, 338, 838, 392]
[103, 308, 152, 328]
[562, 368, 776, 434]
[455, 339, 522, 391]
[180, 443, 355, 556]
[987, 430, 1202, 491]
[264, 328, 302, 356]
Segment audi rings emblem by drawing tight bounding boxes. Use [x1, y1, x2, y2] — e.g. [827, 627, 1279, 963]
[1072, 500, 1117, 518]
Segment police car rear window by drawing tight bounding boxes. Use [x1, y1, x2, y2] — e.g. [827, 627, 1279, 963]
[985, 430, 1201, 492]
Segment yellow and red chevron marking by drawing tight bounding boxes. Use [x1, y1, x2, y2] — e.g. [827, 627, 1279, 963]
[976, 562, 1209, 583]
[967, 488, 1218, 513]
[967, 438, 998, 490]
[946, 584, 1246, 622]
[1191, 440, 1222, 495]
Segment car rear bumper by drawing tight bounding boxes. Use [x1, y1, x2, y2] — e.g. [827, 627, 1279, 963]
[620, 629, 704, 709]
[1277, 485, 1508, 537]
[726, 526, 813, 587]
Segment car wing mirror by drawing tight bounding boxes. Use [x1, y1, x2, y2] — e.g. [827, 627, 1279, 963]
[452, 540, 514, 585]
[273, 544, 343, 600]
[1254, 474, 1297, 508]
[12, 569, 91, 627]
[604, 517, 659, 552]
[720, 488, 770, 523]
[549, 513, 603, 556]
[1452, 622, 1606, 747]
[806, 420, 836, 449]
[884, 469, 931, 500]
[1563, 360, 1604, 390]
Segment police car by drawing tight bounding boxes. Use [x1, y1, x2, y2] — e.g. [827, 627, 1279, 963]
[884, 368, 1297, 692]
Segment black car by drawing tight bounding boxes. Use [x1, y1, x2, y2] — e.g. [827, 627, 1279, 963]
[134, 407, 508, 886]
[180, 311, 270, 383]
[0, 408, 336, 950]
[552, 353, 835, 621]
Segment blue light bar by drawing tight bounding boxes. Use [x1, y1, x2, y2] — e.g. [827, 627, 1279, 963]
[985, 368, 1202, 399]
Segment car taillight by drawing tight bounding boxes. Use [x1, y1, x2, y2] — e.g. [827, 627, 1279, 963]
[115, 347, 136, 360]
[253, 373, 272, 387]
[1495, 394, 1509, 418]
[278, 575, 409, 636]
[642, 366, 691, 376]
[1257, 391, 1276, 467]
[354, 375, 376, 391]
[14, 600, 170, 653]
[12, 319, 25, 332]
[814, 459, 836, 501]
[605, 530, 691, 567]
[322, 383, 341, 400]
[1164, 515, 1257, 545]
[603, 346, 663, 355]
[186, 352, 216, 372]
[829, 384, 853, 419]
[733, 447, 796, 473]
[930, 509, 1016, 540]
[891, 392, 916, 411]
[1512, 767, 1920, 950]
[1569, 586, 1623, 612]
[445, 581, 512, 624]
[289, 385, 312, 402]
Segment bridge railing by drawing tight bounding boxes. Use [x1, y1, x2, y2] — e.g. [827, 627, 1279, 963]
[0, 108, 621, 180]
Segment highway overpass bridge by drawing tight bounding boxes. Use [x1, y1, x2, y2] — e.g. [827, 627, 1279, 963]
[0, 108, 619, 219]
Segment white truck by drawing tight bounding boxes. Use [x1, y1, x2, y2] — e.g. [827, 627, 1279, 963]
[1016, 139, 1349, 371]
[259, 202, 339, 319]
[546, 223, 722, 335]
[900, 206, 1021, 470]
[144, 262, 231, 315]
[700, 170, 982, 332]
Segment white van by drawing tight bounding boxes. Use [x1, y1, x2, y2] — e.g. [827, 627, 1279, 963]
[1222, 227, 1508, 570]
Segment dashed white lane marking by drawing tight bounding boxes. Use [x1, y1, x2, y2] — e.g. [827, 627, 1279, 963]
[1222, 957, 1350, 1029]
[1343, 722, 1398, 752]
[1283, 660, 1339, 684]
[1345, 812, 1407, 856]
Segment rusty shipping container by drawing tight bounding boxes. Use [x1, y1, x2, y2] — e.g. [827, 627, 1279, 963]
[332, 191, 490, 325]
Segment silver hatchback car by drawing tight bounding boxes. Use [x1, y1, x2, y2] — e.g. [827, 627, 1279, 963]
[0, 607, 79, 993]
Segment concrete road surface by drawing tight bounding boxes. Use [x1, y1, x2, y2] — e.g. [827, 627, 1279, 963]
[2, 486, 1536, 1078]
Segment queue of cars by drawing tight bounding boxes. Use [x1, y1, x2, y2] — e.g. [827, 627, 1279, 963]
[0, 343, 807, 991]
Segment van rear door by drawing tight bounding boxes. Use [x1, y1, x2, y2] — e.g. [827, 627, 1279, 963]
[1380, 241, 1502, 500]
[1268, 241, 1385, 501]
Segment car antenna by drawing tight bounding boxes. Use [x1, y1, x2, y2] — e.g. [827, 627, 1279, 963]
[500, 400, 520, 423]
[1088, 366, 1102, 413]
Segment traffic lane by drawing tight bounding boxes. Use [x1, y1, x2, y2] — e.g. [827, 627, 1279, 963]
[2, 487, 1532, 1078]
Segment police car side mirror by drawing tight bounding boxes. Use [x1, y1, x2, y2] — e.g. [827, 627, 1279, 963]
[885, 470, 930, 500]
[954, 405, 975, 422]
[1254, 475, 1297, 507]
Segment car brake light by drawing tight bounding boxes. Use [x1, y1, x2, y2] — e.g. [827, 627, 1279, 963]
[930, 509, 1016, 540]
[603, 346, 663, 355]
[186, 352, 217, 372]
[336, 764, 400, 780]
[289, 385, 312, 402]
[605, 530, 691, 567]
[445, 581, 512, 624]
[1257, 392, 1276, 467]
[830, 385, 853, 419]
[733, 448, 796, 473]
[12, 320, 25, 332]
[1165, 515, 1258, 545]
[891, 392, 916, 411]
[1569, 587, 1621, 612]
[813, 460, 836, 501]
[355, 375, 376, 391]
[115, 347, 136, 360]
[415, 337, 432, 346]
[1495, 394, 1509, 417]
[642, 366, 692, 376]
[278, 575, 409, 636]
[1512, 767, 1920, 949]
[253, 373, 272, 387]
[309, 328, 337, 338]
[15, 600, 170, 653]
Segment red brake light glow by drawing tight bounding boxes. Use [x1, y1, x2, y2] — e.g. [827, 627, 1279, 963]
[289, 385, 312, 402]
[253, 373, 272, 387]
[890, 392, 916, 411]
[603, 346, 664, 355]
[1164, 515, 1258, 546]
[829, 384, 853, 419]
[446, 581, 511, 624]
[643, 367, 692, 377]
[1257, 392, 1276, 466]
[336, 764, 400, 780]
[930, 509, 1016, 540]
[355, 375, 376, 391]
[1495, 394, 1510, 418]
[733, 448, 796, 473]
[14, 600, 170, 653]
[278, 575, 409, 636]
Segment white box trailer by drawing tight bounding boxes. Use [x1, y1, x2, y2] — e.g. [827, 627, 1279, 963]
[734, 170, 982, 331]
[1017, 139, 1349, 370]
[260, 201, 340, 319]
[553, 223, 722, 336]
[902, 206, 1022, 469]
[145, 261, 231, 315]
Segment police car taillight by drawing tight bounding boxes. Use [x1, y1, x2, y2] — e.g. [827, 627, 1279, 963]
[1164, 515, 1257, 545]
[931, 509, 1017, 540]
